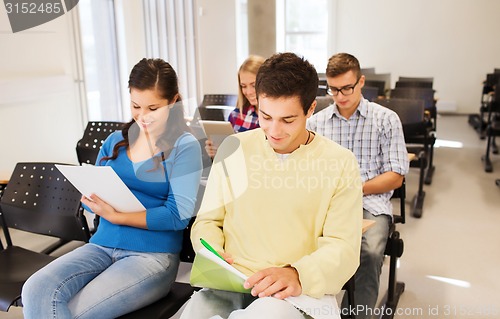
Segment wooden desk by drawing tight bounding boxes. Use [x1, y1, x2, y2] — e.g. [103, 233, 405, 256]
[0, 180, 8, 185]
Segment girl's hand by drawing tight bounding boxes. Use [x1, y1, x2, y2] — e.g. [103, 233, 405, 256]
[81, 194, 120, 224]
[205, 139, 218, 158]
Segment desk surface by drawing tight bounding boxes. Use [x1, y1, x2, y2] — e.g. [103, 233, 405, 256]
[0, 180, 8, 185]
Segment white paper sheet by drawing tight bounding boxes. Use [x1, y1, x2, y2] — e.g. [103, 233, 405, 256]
[55, 165, 145, 213]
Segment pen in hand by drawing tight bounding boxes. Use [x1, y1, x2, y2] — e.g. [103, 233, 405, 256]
[200, 238, 231, 263]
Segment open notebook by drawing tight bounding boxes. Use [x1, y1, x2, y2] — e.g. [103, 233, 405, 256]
[190, 244, 341, 319]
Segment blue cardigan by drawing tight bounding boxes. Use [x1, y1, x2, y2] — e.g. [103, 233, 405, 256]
[88, 131, 202, 253]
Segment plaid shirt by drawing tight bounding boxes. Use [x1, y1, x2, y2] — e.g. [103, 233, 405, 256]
[228, 105, 259, 133]
[307, 98, 409, 217]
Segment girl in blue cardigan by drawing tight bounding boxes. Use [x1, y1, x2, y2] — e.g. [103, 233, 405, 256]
[22, 58, 203, 318]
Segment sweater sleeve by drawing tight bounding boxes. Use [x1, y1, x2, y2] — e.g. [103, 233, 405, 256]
[292, 152, 363, 297]
[190, 136, 239, 253]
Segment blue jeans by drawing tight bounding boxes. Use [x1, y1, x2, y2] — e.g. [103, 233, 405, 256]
[342, 210, 391, 319]
[21, 243, 179, 319]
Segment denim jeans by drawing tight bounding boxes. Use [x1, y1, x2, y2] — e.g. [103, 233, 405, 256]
[21, 243, 179, 319]
[342, 210, 391, 319]
[180, 289, 309, 319]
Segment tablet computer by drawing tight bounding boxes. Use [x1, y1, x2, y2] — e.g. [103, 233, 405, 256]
[199, 120, 235, 148]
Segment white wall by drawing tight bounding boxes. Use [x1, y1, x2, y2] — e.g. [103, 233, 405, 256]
[3, 0, 496, 179]
[333, 0, 500, 113]
[195, 0, 239, 95]
[0, 8, 82, 180]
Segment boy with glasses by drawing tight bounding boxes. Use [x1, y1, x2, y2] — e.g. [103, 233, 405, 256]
[308, 53, 409, 319]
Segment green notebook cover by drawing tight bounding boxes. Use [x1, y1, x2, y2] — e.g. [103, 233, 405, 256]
[190, 247, 252, 293]
[189, 246, 341, 318]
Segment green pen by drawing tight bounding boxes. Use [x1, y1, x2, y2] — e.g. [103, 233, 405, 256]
[200, 238, 226, 262]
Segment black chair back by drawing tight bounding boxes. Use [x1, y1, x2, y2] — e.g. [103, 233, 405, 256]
[314, 96, 332, 114]
[364, 80, 385, 97]
[395, 81, 433, 89]
[0, 163, 90, 242]
[398, 76, 433, 83]
[76, 121, 125, 165]
[197, 94, 237, 122]
[390, 87, 435, 112]
[0, 162, 91, 311]
[361, 86, 379, 102]
[317, 79, 327, 96]
[200, 94, 237, 107]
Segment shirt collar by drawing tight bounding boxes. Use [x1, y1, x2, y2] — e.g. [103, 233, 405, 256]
[330, 97, 369, 120]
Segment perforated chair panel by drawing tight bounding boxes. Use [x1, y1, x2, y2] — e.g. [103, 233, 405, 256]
[76, 121, 125, 165]
[200, 94, 237, 108]
[0, 163, 89, 242]
[0, 162, 91, 312]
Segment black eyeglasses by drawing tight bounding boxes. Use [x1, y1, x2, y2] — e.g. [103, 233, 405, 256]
[327, 77, 361, 96]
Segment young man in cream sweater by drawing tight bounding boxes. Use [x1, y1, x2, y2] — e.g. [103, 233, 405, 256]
[181, 52, 363, 318]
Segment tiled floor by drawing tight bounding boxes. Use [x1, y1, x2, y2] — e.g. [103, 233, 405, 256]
[1, 114, 500, 319]
[378, 114, 500, 319]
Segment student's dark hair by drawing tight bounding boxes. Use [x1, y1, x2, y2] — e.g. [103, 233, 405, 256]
[101, 58, 190, 162]
[326, 53, 361, 79]
[255, 52, 318, 115]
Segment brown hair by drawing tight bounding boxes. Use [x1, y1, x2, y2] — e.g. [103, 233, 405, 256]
[326, 53, 361, 79]
[255, 52, 318, 115]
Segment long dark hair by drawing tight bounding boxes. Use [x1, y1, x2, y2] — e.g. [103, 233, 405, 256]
[102, 58, 190, 162]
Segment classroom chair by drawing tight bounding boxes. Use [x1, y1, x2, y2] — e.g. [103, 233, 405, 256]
[197, 94, 237, 121]
[76, 121, 126, 165]
[482, 84, 500, 172]
[361, 86, 379, 102]
[379, 180, 406, 319]
[376, 98, 428, 218]
[0, 162, 91, 312]
[390, 87, 437, 185]
[364, 80, 386, 97]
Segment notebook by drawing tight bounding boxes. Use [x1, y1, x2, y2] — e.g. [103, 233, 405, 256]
[190, 241, 341, 319]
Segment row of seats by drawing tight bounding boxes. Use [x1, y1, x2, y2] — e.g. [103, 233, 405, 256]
[193, 94, 406, 318]
[0, 94, 406, 318]
[468, 69, 500, 173]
